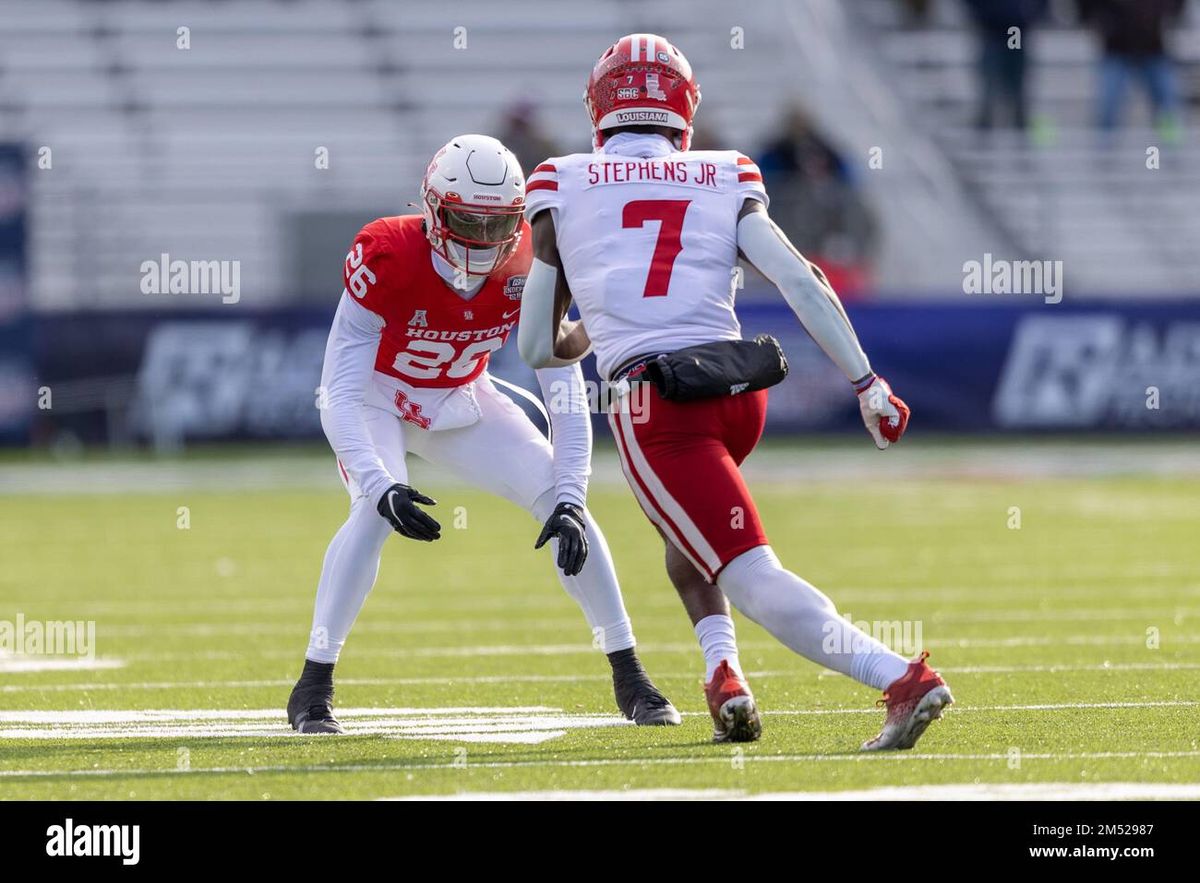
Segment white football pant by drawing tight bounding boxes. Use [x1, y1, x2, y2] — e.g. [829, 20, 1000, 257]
[305, 375, 636, 664]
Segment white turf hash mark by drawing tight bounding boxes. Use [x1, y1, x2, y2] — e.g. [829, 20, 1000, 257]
[0, 707, 628, 744]
[0, 654, 123, 674]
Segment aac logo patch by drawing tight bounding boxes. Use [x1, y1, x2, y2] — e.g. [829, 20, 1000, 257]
[503, 275, 526, 300]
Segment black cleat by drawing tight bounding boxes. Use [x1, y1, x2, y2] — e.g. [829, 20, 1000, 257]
[287, 660, 345, 735]
[609, 648, 682, 726]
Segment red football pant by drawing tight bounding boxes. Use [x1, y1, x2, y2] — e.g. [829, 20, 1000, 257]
[608, 387, 769, 582]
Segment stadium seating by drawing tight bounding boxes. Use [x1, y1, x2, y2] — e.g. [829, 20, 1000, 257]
[1, 0, 1196, 308]
[2, 0, 805, 308]
[856, 0, 1200, 294]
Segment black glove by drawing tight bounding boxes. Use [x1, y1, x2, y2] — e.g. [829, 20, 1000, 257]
[534, 502, 589, 576]
[376, 483, 441, 541]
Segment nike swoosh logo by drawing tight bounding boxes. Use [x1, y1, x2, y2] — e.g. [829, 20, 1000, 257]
[388, 493, 401, 521]
[502, 308, 520, 319]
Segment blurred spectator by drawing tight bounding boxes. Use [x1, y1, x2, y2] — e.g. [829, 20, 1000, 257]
[961, 0, 1048, 130]
[495, 100, 562, 176]
[755, 105, 878, 297]
[898, 0, 935, 26]
[758, 105, 853, 185]
[1077, 0, 1185, 130]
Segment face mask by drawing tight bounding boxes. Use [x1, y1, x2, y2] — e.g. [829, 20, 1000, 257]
[446, 240, 501, 277]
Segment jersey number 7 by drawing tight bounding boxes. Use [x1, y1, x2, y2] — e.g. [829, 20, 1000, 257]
[622, 199, 691, 298]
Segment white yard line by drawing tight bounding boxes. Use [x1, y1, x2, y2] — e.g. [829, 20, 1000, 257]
[0, 655, 124, 673]
[0, 707, 563, 722]
[0, 706, 628, 743]
[929, 634, 1200, 648]
[0, 701, 1195, 742]
[933, 607, 1200, 623]
[94, 632, 1200, 663]
[4, 751, 1200, 780]
[76, 606, 1200, 639]
[0, 707, 603, 743]
[760, 700, 1200, 715]
[5, 660, 1200, 694]
[935, 662, 1200, 674]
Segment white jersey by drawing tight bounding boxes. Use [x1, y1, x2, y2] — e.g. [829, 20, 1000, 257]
[524, 132, 768, 379]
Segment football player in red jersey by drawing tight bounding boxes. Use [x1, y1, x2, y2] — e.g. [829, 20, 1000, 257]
[287, 134, 679, 733]
[519, 36, 952, 749]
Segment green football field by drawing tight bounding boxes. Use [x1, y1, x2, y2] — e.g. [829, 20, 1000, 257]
[1, 442, 1198, 800]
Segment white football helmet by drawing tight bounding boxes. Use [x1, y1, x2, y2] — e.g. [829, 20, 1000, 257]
[420, 134, 526, 277]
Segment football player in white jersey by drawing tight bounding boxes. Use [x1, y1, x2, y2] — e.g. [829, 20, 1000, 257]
[287, 134, 679, 733]
[519, 35, 953, 749]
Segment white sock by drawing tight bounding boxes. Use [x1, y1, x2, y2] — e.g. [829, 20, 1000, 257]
[305, 496, 392, 663]
[717, 545, 910, 691]
[532, 490, 636, 653]
[694, 614, 742, 681]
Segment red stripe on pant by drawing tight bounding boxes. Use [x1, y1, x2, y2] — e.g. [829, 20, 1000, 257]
[608, 407, 717, 581]
[610, 386, 771, 582]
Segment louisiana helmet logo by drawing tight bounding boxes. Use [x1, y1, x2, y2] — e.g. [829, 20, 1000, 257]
[614, 110, 668, 125]
[503, 275, 527, 300]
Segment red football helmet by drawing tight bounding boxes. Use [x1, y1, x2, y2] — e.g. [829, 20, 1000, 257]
[584, 34, 701, 150]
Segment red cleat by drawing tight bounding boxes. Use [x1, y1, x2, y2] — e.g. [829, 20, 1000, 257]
[861, 651, 953, 751]
[704, 660, 762, 743]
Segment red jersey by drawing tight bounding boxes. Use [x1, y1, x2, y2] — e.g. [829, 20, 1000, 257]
[342, 215, 531, 388]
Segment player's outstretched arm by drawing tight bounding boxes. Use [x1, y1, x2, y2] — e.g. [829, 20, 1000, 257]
[320, 297, 441, 534]
[531, 363, 593, 574]
[319, 297, 396, 500]
[735, 200, 909, 449]
[534, 364, 591, 509]
[518, 211, 591, 368]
